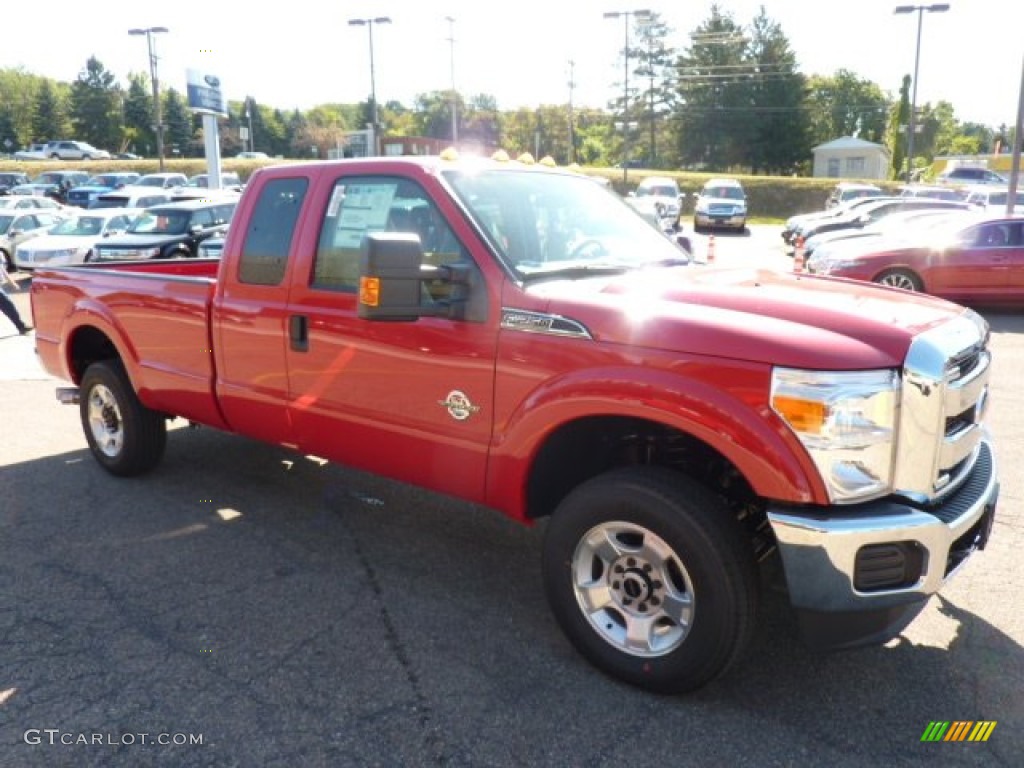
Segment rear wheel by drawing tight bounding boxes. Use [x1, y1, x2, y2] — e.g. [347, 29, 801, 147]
[80, 360, 167, 476]
[874, 268, 922, 292]
[542, 467, 759, 693]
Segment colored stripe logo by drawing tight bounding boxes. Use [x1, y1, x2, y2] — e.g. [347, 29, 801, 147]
[921, 721, 997, 742]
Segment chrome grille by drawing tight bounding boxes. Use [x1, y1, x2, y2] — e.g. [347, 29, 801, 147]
[894, 312, 990, 504]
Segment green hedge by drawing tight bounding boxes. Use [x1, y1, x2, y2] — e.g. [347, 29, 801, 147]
[589, 167, 902, 219]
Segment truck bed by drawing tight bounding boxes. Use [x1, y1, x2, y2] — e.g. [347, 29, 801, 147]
[31, 259, 229, 429]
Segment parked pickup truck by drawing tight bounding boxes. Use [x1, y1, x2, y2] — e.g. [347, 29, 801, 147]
[30, 154, 999, 693]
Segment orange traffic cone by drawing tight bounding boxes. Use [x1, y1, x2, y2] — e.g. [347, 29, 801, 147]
[793, 236, 805, 273]
[706, 234, 716, 265]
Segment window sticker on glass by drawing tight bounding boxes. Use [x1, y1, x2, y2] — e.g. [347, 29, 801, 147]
[332, 182, 398, 248]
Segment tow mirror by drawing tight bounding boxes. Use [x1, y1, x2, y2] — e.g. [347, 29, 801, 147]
[358, 232, 472, 322]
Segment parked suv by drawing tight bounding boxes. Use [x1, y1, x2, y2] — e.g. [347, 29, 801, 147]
[0, 172, 30, 196]
[65, 172, 142, 208]
[44, 141, 111, 161]
[693, 178, 747, 232]
[9, 170, 90, 202]
[936, 166, 1007, 187]
[93, 198, 236, 261]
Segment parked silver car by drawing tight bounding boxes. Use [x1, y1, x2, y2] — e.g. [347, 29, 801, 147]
[44, 141, 111, 161]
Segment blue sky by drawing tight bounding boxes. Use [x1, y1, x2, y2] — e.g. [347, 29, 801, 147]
[3, 0, 1020, 127]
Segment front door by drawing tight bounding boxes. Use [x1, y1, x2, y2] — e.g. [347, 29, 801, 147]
[285, 172, 498, 503]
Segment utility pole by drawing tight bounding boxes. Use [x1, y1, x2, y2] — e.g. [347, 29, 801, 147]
[568, 59, 576, 165]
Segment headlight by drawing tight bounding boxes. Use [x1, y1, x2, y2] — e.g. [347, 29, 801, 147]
[771, 368, 898, 503]
[813, 255, 866, 275]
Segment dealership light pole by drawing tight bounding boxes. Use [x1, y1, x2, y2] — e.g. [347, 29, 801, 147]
[604, 9, 652, 185]
[893, 4, 949, 182]
[446, 16, 458, 145]
[128, 26, 169, 171]
[348, 16, 392, 156]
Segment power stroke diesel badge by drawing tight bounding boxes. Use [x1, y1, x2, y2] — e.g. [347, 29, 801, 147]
[438, 390, 480, 421]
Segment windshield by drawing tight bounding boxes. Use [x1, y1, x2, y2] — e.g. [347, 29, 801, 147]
[136, 176, 169, 188]
[443, 168, 688, 279]
[704, 185, 744, 200]
[0, 215, 14, 234]
[50, 216, 107, 236]
[33, 173, 61, 185]
[128, 211, 189, 235]
[637, 184, 678, 198]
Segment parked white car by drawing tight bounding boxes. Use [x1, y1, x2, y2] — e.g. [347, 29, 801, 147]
[962, 185, 1024, 214]
[44, 141, 111, 161]
[14, 208, 140, 270]
[0, 195, 68, 212]
[0, 210, 65, 270]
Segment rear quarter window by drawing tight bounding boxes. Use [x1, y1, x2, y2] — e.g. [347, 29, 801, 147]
[238, 177, 308, 285]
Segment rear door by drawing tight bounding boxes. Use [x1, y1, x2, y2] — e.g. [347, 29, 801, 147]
[284, 170, 498, 503]
[213, 173, 312, 446]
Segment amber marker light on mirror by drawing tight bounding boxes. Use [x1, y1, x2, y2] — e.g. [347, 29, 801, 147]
[359, 277, 381, 307]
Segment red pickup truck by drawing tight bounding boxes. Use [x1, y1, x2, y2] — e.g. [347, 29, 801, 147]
[30, 155, 999, 693]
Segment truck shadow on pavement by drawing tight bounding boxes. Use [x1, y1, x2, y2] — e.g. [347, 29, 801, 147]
[2, 426, 1019, 767]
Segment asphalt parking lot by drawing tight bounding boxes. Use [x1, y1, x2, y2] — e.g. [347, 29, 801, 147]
[1, 242, 1020, 767]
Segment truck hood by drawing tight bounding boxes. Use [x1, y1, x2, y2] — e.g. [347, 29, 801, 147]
[524, 266, 968, 370]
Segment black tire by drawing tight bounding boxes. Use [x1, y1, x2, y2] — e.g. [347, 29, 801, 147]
[542, 467, 758, 694]
[874, 268, 922, 292]
[80, 360, 167, 476]
[1, 248, 13, 271]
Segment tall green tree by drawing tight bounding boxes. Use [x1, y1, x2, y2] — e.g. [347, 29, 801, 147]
[69, 56, 120, 149]
[162, 88, 193, 156]
[633, 12, 678, 168]
[123, 73, 154, 155]
[0, 68, 42, 144]
[33, 80, 66, 143]
[744, 7, 809, 174]
[674, 4, 752, 170]
[887, 75, 911, 179]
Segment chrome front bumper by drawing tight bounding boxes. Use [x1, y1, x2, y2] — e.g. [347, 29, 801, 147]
[767, 439, 998, 648]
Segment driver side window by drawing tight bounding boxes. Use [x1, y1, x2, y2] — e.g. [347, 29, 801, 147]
[312, 176, 469, 294]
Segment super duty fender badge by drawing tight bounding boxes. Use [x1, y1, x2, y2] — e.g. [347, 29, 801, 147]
[500, 308, 592, 339]
[438, 390, 480, 421]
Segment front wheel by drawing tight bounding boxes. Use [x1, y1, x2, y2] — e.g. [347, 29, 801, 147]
[80, 360, 167, 476]
[874, 268, 922, 292]
[542, 467, 758, 693]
